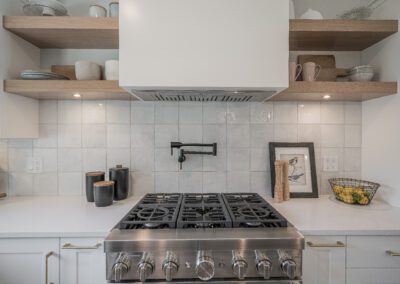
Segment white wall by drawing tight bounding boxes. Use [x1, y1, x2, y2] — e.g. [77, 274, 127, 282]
[361, 0, 400, 206]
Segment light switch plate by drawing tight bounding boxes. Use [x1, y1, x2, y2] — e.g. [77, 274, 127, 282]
[28, 158, 43, 173]
[323, 155, 339, 172]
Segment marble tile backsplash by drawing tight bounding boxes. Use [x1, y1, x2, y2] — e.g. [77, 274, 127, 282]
[0, 101, 362, 197]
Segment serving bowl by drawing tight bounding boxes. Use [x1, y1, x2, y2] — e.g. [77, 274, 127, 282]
[349, 65, 374, 81]
[329, 178, 380, 205]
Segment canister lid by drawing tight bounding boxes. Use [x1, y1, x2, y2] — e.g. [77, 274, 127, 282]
[86, 171, 105, 177]
[94, 181, 114, 187]
[110, 165, 129, 171]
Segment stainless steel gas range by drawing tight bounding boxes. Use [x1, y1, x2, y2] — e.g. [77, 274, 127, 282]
[105, 193, 304, 283]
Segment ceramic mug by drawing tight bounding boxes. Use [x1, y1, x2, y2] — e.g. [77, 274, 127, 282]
[289, 62, 302, 82]
[302, 62, 321, 82]
[89, 5, 107, 17]
[75, 61, 102, 80]
[104, 60, 119, 80]
[109, 1, 119, 17]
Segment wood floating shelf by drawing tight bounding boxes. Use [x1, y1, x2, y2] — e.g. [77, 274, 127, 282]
[3, 16, 118, 49]
[290, 19, 398, 51]
[4, 80, 134, 100]
[3, 17, 398, 51]
[274, 81, 398, 102]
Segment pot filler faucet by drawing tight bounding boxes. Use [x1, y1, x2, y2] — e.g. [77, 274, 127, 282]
[171, 142, 217, 169]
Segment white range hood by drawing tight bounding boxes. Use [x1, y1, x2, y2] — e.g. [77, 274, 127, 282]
[120, 0, 289, 102]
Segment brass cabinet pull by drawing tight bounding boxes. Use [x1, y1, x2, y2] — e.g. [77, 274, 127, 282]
[307, 241, 346, 248]
[45, 251, 54, 284]
[386, 250, 400, 256]
[62, 243, 102, 250]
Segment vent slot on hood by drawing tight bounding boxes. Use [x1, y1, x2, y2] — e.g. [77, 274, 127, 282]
[131, 90, 276, 102]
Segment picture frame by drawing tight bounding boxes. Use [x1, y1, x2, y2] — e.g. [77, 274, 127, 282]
[269, 142, 318, 198]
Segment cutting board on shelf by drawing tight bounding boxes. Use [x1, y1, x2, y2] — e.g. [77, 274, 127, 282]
[51, 65, 76, 80]
[297, 55, 350, 81]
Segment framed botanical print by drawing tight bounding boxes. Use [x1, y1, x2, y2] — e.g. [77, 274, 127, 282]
[269, 142, 318, 198]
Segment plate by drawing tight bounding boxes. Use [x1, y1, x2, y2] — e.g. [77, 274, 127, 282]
[20, 70, 70, 80]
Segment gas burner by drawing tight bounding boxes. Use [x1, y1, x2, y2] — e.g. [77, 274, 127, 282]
[183, 193, 223, 204]
[177, 206, 232, 228]
[141, 193, 182, 205]
[137, 207, 169, 220]
[238, 206, 270, 218]
[223, 193, 265, 204]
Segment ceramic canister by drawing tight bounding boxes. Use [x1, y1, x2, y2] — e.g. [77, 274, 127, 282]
[109, 165, 129, 200]
[85, 171, 105, 202]
[94, 181, 115, 207]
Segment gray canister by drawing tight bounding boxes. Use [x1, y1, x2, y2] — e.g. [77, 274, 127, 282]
[109, 165, 129, 200]
[85, 171, 105, 202]
[94, 181, 114, 207]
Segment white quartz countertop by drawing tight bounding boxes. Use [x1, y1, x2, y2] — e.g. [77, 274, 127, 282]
[1, 195, 400, 238]
[269, 195, 400, 236]
[0, 196, 142, 238]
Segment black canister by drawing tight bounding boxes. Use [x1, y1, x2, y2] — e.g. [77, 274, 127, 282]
[94, 181, 114, 207]
[85, 171, 105, 202]
[109, 165, 129, 200]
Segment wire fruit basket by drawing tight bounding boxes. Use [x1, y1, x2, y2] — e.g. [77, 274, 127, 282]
[329, 178, 380, 205]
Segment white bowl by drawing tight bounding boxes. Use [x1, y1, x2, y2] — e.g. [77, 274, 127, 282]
[350, 65, 374, 81]
[75, 61, 101, 80]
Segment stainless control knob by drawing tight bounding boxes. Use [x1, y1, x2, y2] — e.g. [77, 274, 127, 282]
[112, 253, 131, 282]
[232, 251, 248, 280]
[162, 251, 179, 282]
[137, 252, 155, 282]
[278, 250, 297, 280]
[255, 250, 272, 280]
[195, 251, 215, 281]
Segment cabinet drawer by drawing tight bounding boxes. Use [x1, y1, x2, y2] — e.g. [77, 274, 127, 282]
[347, 268, 400, 284]
[347, 236, 400, 268]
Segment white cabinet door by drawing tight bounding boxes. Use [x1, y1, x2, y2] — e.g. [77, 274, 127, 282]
[303, 236, 346, 284]
[347, 268, 400, 284]
[0, 238, 59, 284]
[60, 238, 106, 284]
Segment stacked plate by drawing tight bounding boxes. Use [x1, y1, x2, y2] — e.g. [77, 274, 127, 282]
[21, 0, 68, 16]
[20, 70, 70, 80]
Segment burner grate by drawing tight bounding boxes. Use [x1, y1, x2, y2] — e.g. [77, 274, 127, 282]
[140, 193, 182, 205]
[177, 193, 232, 228]
[222, 193, 288, 228]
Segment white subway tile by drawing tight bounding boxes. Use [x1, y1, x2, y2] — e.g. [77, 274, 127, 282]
[58, 172, 82, 195]
[155, 125, 178, 147]
[131, 125, 155, 148]
[321, 102, 344, 124]
[107, 148, 131, 170]
[250, 125, 274, 148]
[227, 103, 250, 124]
[9, 173, 33, 196]
[180, 149, 203, 172]
[131, 146, 154, 172]
[321, 125, 344, 147]
[203, 124, 226, 145]
[250, 102, 273, 124]
[179, 172, 203, 193]
[131, 101, 155, 124]
[274, 102, 298, 124]
[33, 149, 57, 173]
[345, 125, 362, 147]
[203, 172, 226, 193]
[203, 103, 227, 124]
[58, 101, 82, 124]
[344, 148, 361, 172]
[82, 124, 106, 148]
[227, 148, 250, 171]
[39, 100, 58, 124]
[155, 148, 178, 171]
[298, 102, 321, 124]
[58, 148, 82, 172]
[250, 148, 269, 172]
[155, 172, 179, 193]
[34, 124, 58, 148]
[179, 124, 202, 143]
[107, 100, 131, 124]
[82, 101, 106, 124]
[8, 139, 32, 148]
[179, 102, 203, 124]
[155, 102, 179, 124]
[274, 124, 298, 142]
[345, 102, 362, 124]
[82, 148, 106, 172]
[298, 124, 321, 148]
[107, 124, 130, 148]
[9, 148, 32, 172]
[251, 172, 271, 196]
[227, 124, 250, 148]
[58, 124, 82, 148]
[227, 172, 250, 192]
[203, 148, 226, 172]
[33, 173, 58, 195]
[131, 172, 155, 196]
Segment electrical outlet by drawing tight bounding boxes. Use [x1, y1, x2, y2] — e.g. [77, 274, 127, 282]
[28, 158, 43, 173]
[323, 155, 339, 172]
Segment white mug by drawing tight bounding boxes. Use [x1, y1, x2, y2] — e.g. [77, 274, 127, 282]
[89, 5, 107, 17]
[104, 60, 119, 80]
[289, 62, 302, 82]
[75, 61, 101, 80]
[302, 62, 321, 82]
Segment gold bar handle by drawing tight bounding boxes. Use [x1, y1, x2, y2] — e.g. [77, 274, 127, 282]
[307, 241, 346, 248]
[62, 243, 102, 250]
[386, 250, 400, 256]
[45, 251, 54, 284]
